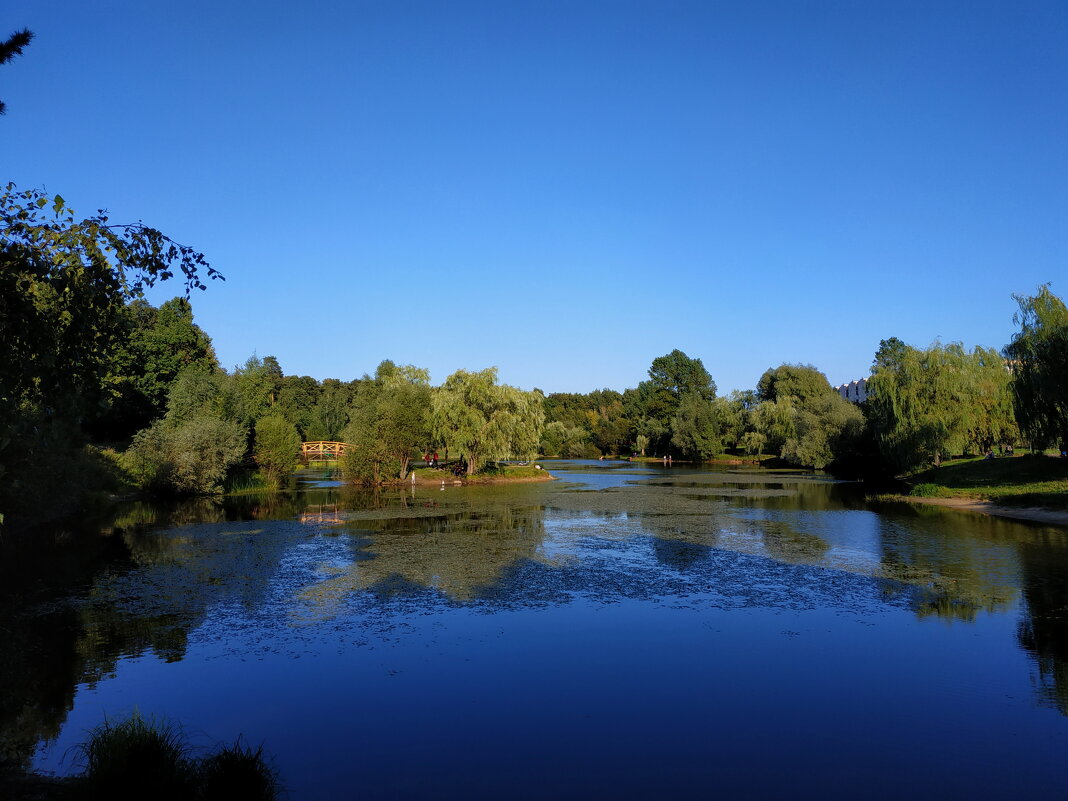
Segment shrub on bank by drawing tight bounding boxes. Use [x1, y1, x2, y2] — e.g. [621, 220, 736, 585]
[123, 416, 247, 495]
[909, 483, 946, 498]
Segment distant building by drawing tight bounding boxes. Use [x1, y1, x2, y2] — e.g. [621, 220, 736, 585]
[834, 378, 869, 404]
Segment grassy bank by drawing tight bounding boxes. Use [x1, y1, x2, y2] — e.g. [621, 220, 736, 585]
[907, 454, 1068, 509]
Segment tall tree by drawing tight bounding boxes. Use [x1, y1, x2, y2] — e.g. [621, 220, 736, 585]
[757, 364, 833, 406]
[671, 392, 724, 461]
[230, 355, 282, 427]
[0, 185, 219, 521]
[630, 350, 716, 454]
[341, 362, 433, 483]
[1004, 285, 1068, 451]
[90, 297, 218, 438]
[307, 379, 352, 441]
[753, 364, 864, 469]
[254, 414, 302, 487]
[868, 341, 1014, 470]
[432, 368, 544, 475]
[276, 375, 323, 439]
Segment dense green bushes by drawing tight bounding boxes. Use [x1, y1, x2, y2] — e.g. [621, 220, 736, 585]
[124, 417, 246, 495]
[253, 415, 301, 487]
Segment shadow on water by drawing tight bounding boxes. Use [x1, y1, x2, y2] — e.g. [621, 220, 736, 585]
[3, 460, 1068, 788]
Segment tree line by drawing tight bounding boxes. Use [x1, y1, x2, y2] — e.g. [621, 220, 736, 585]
[3, 184, 1066, 519]
[540, 286, 1067, 476]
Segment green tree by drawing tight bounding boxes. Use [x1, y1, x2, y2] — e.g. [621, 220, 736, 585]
[628, 350, 716, 455]
[165, 365, 229, 425]
[90, 297, 218, 439]
[432, 368, 544, 475]
[741, 431, 766, 457]
[276, 375, 323, 438]
[306, 379, 352, 441]
[540, 421, 589, 457]
[0, 185, 219, 521]
[671, 392, 724, 461]
[868, 341, 1014, 470]
[340, 362, 432, 484]
[648, 349, 717, 403]
[230, 355, 282, 427]
[1004, 285, 1068, 451]
[753, 364, 864, 469]
[757, 364, 833, 406]
[754, 396, 796, 455]
[779, 394, 865, 469]
[254, 415, 301, 487]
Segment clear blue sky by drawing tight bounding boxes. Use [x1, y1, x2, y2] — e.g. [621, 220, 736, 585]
[5, 1, 1065, 394]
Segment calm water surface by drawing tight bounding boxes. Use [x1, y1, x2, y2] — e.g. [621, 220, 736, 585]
[4, 460, 1068, 798]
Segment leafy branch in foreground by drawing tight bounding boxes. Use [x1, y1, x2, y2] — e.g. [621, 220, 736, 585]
[1, 184, 223, 296]
[0, 185, 222, 522]
[0, 28, 34, 115]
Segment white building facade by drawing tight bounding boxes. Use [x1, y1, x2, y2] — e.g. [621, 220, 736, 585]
[834, 378, 869, 404]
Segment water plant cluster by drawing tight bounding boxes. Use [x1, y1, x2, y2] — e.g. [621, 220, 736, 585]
[74, 712, 281, 800]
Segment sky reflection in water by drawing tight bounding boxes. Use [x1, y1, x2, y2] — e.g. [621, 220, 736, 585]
[10, 460, 1068, 799]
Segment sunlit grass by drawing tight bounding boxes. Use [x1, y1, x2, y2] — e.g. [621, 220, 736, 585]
[910, 455, 1068, 508]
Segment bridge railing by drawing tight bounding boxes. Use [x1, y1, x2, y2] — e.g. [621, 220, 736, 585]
[300, 441, 351, 461]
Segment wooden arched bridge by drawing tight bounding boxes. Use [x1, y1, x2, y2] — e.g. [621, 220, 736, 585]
[300, 441, 351, 462]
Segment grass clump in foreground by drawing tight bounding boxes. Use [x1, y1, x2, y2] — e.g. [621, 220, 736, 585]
[198, 739, 280, 801]
[909, 454, 1068, 509]
[75, 712, 282, 800]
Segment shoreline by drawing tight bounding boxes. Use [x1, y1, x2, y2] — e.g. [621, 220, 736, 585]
[407, 476, 559, 489]
[894, 495, 1068, 527]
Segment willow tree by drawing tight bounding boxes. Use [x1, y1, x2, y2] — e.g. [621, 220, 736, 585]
[1005, 285, 1068, 451]
[432, 368, 544, 475]
[868, 341, 1014, 471]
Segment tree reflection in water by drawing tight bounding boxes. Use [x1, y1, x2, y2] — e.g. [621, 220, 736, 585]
[1017, 531, 1068, 713]
[3, 465, 1068, 779]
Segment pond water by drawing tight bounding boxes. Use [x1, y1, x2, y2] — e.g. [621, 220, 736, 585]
[4, 460, 1068, 799]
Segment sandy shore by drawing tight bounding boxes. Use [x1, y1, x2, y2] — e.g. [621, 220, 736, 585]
[902, 496, 1068, 527]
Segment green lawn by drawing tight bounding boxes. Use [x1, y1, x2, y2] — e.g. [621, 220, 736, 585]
[910, 454, 1068, 508]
